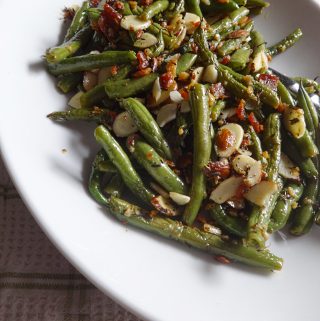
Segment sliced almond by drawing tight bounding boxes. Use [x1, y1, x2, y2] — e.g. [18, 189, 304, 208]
[152, 77, 162, 102]
[112, 111, 138, 137]
[170, 90, 184, 103]
[98, 67, 113, 84]
[83, 71, 98, 91]
[120, 15, 151, 31]
[134, 32, 158, 48]
[173, 24, 187, 49]
[180, 100, 191, 113]
[169, 192, 191, 205]
[156, 103, 177, 127]
[252, 51, 269, 73]
[184, 12, 201, 34]
[190, 67, 204, 84]
[244, 180, 278, 207]
[216, 123, 244, 158]
[232, 155, 257, 175]
[68, 91, 83, 109]
[283, 106, 306, 139]
[209, 176, 243, 204]
[279, 153, 300, 180]
[245, 161, 262, 187]
[202, 64, 218, 84]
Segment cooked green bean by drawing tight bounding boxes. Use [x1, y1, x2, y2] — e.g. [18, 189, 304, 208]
[229, 46, 251, 71]
[56, 73, 82, 93]
[183, 84, 211, 226]
[277, 81, 295, 106]
[94, 125, 154, 204]
[211, 100, 226, 122]
[185, 0, 203, 17]
[104, 173, 124, 198]
[176, 53, 197, 75]
[140, 0, 169, 20]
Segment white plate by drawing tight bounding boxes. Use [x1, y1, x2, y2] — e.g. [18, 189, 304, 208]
[1, 1, 320, 320]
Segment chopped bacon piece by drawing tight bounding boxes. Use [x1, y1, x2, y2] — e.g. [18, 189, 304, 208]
[137, 51, 149, 70]
[216, 128, 236, 151]
[248, 112, 264, 133]
[98, 3, 122, 38]
[204, 160, 231, 179]
[90, 0, 99, 7]
[235, 183, 249, 198]
[236, 99, 246, 121]
[258, 74, 279, 92]
[228, 30, 249, 39]
[160, 72, 175, 90]
[210, 82, 227, 99]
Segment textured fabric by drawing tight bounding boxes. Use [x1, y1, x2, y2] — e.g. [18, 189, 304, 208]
[0, 156, 142, 321]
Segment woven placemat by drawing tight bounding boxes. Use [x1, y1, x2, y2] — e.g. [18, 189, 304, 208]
[0, 155, 142, 321]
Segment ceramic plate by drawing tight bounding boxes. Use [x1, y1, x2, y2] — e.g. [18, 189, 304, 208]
[1, 1, 320, 320]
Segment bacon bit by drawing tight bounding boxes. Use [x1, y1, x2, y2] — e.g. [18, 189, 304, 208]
[204, 160, 231, 179]
[191, 42, 199, 53]
[236, 99, 246, 121]
[248, 112, 264, 133]
[98, 3, 122, 38]
[258, 74, 279, 92]
[141, 0, 153, 5]
[137, 51, 149, 70]
[210, 82, 226, 99]
[216, 128, 236, 151]
[114, 1, 124, 10]
[146, 151, 153, 160]
[133, 67, 152, 78]
[62, 7, 76, 21]
[177, 153, 193, 169]
[136, 29, 144, 39]
[220, 55, 231, 65]
[179, 88, 189, 100]
[228, 30, 249, 39]
[276, 102, 287, 113]
[90, 0, 99, 7]
[160, 72, 175, 90]
[111, 65, 119, 76]
[215, 256, 231, 264]
[149, 210, 158, 218]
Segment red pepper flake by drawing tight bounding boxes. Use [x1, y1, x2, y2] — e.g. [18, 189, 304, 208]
[220, 55, 231, 65]
[193, 21, 201, 29]
[248, 112, 264, 133]
[137, 51, 149, 70]
[204, 160, 231, 179]
[111, 65, 119, 76]
[179, 88, 189, 100]
[149, 210, 158, 218]
[276, 102, 287, 113]
[216, 128, 236, 151]
[258, 74, 279, 92]
[146, 151, 153, 160]
[236, 99, 246, 121]
[160, 72, 175, 90]
[133, 67, 152, 78]
[210, 82, 227, 99]
[215, 256, 231, 264]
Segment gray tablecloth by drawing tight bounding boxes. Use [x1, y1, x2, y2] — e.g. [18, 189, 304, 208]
[0, 155, 142, 321]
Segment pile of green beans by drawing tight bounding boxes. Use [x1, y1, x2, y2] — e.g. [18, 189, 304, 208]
[45, 0, 320, 272]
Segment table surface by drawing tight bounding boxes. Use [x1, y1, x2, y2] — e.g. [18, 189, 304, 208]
[0, 155, 142, 321]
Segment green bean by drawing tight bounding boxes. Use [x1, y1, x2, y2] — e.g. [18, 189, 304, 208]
[46, 25, 92, 63]
[65, 1, 89, 41]
[267, 28, 303, 57]
[165, 0, 185, 19]
[104, 173, 124, 198]
[268, 183, 304, 233]
[127, 136, 187, 194]
[122, 2, 133, 15]
[229, 6, 249, 23]
[150, 30, 164, 57]
[47, 107, 114, 123]
[56, 73, 82, 93]
[229, 46, 251, 71]
[176, 53, 197, 75]
[291, 131, 319, 159]
[185, 0, 203, 17]
[183, 84, 211, 226]
[131, 5, 144, 15]
[209, 203, 247, 237]
[293, 77, 320, 94]
[148, 24, 176, 50]
[47, 51, 136, 75]
[277, 81, 295, 106]
[97, 160, 118, 173]
[297, 82, 316, 139]
[211, 100, 226, 122]
[247, 178, 283, 248]
[80, 64, 132, 108]
[121, 98, 173, 160]
[89, 149, 110, 205]
[105, 73, 158, 99]
[94, 125, 154, 204]
[201, 0, 239, 15]
[87, 7, 101, 24]
[247, 125, 266, 164]
[107, 196, 282, 270]
[140, 0, 169, 20]
[210, 17, 233, 36]
[290, 178, 318, 236]
[263, 113, 281, 182]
